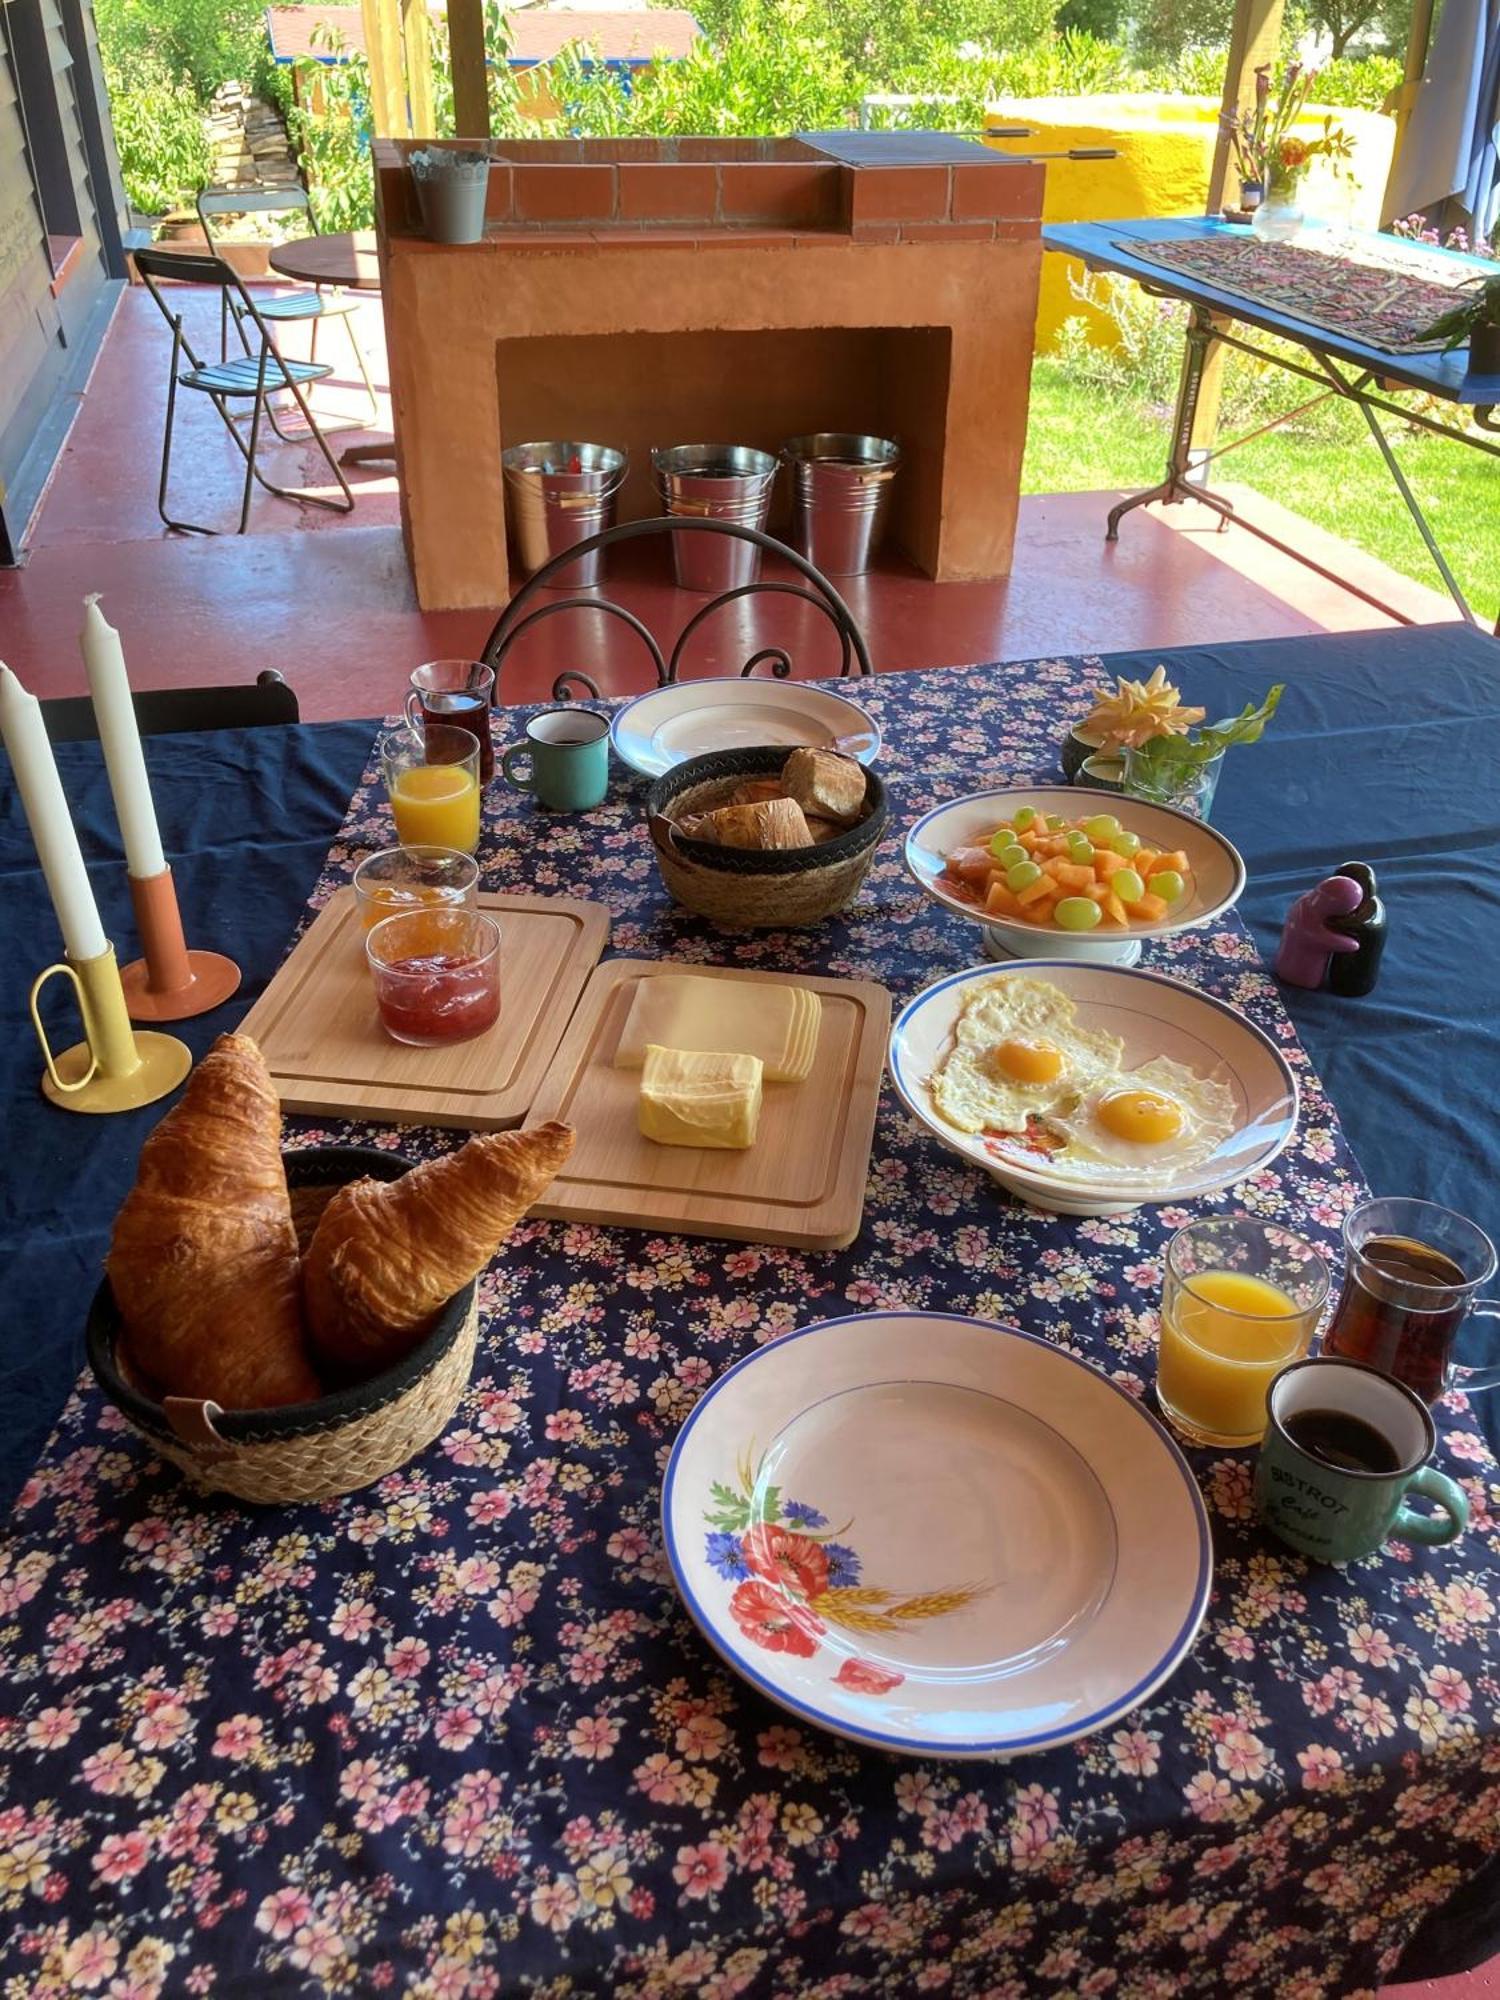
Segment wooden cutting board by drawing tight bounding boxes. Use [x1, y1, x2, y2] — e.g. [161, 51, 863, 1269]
[240, 888, 610, 1129]
[523, 958, 890, 1250]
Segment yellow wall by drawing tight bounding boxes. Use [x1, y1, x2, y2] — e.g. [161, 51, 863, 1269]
[984, 95, 1396, 349]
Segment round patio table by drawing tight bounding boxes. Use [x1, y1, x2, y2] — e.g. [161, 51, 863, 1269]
[267, 231, 389, 465]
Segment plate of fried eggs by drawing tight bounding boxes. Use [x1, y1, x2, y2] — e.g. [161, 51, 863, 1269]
[888, 964, 1298, 1215]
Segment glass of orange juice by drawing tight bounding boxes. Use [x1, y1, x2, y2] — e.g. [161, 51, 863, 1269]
[352, 846, 480, 931]
[1157, 1217, 1331, 1448]
[380, 724, 482, 855]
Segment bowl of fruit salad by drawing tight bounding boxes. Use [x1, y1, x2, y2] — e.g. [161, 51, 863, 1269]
[904, 787, 1246, 967]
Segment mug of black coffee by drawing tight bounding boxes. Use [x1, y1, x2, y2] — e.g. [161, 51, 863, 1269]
[1256, 1356, 1467, 1563]
[1322, 1197, 1500, 1405]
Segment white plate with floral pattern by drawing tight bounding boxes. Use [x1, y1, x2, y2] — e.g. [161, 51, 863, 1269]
[610, 680, 881, 778]
[662, 1311, 1211, 1759]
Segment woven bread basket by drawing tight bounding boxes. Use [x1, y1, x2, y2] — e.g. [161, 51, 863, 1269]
[647, 745, 887, 927]
[86, 1146, 478, 1505]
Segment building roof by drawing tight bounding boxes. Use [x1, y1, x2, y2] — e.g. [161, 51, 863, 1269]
[264, 5, 701, 65]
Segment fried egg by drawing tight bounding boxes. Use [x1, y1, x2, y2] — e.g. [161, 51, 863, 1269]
[930, 976, 1123, 1136]
[1046, 1056, 1236, 1182]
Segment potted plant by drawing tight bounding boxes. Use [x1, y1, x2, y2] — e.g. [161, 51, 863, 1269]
[1075, 669, 1283, 822]
[1417, 273, 1500, 375]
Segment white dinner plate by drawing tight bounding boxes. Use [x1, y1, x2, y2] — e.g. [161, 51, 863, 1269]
[904, 786, 1246, 968]
[888, 961, 1299, 1214]
[663, 1311, 1211, 1759]
[611, 680, 881, 778]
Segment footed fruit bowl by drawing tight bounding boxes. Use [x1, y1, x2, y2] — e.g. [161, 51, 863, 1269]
[87, 1147, 478, 1504]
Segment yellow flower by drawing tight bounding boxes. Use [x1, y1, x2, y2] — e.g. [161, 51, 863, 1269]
[1084, 666, 1206, 748]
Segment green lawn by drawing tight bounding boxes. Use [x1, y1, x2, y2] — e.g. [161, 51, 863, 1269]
[1021, 357, 1499, 627]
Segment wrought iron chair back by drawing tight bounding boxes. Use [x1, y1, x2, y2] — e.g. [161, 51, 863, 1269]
[479, 518, 872, 705]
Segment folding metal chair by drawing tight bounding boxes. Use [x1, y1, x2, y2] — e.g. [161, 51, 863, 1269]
[195, 187, 379, 437]
[134, 247, 355, 536]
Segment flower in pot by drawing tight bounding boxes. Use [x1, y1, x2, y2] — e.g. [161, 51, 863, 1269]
[1084, 672, 1283, 822]
[1417, 272, 1500, 375]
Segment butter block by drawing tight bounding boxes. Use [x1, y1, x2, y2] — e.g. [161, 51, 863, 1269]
[638, 1044, 763, 1150]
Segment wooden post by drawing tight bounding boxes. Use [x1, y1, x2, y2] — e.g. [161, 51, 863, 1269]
[449, 0, 490, 139]
[402, 0, 435, 137]
[1185, 0, 1286, 458]
[360, 0, 410, 137]
[1380, 0, 1437, 224]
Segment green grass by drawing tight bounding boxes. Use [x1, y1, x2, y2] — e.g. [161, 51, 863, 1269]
[1021, 357, 1499, 627]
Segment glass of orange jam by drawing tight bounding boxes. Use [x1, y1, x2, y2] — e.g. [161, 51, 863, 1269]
[352, 846, 480, 933]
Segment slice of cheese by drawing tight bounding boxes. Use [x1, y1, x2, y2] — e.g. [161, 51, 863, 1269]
[615, 974, 818, 1082]
[638, 1045, 763, 1150]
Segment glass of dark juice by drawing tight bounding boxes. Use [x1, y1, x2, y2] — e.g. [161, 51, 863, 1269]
[1322, 1197, 1500, 1404]
[405, 661, 496, 784]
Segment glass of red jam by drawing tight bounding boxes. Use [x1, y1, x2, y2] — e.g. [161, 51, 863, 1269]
[366, 908, 501, 1046]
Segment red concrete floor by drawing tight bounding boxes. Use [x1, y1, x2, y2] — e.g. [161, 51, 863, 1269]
[0, 283, 1459, 720]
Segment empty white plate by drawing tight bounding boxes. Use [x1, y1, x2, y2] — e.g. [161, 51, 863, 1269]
[663, 1311, 1211, 1758]
[611, 680, 881, 778]
[888, 961, 1299, 1214]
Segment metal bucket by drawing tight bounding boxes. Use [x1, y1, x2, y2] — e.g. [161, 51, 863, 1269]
[502, 442, 627, 588]
[784, 433, 900, 575]
[652, 444, 779, 593]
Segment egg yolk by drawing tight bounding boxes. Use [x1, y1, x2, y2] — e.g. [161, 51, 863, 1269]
[989, 1038, 1064, 1086]
[1097, 1088, 1184, 1145]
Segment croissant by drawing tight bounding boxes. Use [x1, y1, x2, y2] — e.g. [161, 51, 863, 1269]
[106, 1034, 320, 1409]
[303, 1122, 575, 1378]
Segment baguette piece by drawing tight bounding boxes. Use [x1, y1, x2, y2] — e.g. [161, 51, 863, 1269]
[679, 797, 813, 850]
[781, 747, 866, 826]
[727, 777, 785, 807]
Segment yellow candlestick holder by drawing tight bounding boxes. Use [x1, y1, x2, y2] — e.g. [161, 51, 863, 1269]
[30, 944, 192, 1114]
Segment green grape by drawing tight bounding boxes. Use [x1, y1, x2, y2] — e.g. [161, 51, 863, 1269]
[988, 830, 1017, 861]
[1011, 806, 1038, 831]
[994, 842, 1027, 871]
[1006, 860, 1042, 892]
[1153, 869, 1186, 904]
[1112, 867, 1145, 905]
[1054, 895, 1102, 931]
[1082, 813, 1121, 841]
[1109, 830, 1141, 858]
[1066, 834, 1094, 863]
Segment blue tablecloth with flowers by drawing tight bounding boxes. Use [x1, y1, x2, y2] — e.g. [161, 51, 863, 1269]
[2, 651, 1499, 2000]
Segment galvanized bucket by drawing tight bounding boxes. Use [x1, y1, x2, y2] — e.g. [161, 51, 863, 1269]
[652, 444, 778, 593]
[502, 443, 627, 588]
[784, 433, 900, 575]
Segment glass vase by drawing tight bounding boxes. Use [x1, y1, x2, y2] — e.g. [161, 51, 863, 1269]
[1252, 169, 1306, 241]
[1121, 746, 1226, 822]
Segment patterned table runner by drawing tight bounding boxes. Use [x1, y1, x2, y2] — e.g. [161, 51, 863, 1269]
[1, 660, 1496, 1999]
[1122, 231, 1483, 353]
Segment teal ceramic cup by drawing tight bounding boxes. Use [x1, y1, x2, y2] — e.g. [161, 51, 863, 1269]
[1255, 1356, 1468, 1564]
[500, 708, 609, 811]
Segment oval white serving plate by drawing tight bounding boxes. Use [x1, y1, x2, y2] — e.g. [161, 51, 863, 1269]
[887, 960, 1298, 1208]
[611, 680, 881, 778]
[904, 785, 1246, 964]
[663, 1311, 1211, 1759]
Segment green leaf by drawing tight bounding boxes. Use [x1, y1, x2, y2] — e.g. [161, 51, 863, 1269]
[752, 1483, 782, 1526]
[1130, 684, 1283, 780]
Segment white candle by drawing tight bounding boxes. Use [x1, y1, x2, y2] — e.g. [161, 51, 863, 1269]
[80, 595, 166, 879]
[0, 664, 109, 962]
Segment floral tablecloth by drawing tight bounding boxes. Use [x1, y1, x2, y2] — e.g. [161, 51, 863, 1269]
[2, 660, 1497, 2000]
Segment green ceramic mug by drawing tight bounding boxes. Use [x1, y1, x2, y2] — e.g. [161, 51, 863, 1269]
[1255, 1355, 1468, 1564]
[500, 708, 609, 811]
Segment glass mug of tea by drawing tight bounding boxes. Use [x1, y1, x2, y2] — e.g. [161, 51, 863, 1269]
[405, 661, 495, 784]
[1322, 1197, 1500, 1405]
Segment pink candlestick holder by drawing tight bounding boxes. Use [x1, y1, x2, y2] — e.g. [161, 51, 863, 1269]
[120, 866, 241, 1021]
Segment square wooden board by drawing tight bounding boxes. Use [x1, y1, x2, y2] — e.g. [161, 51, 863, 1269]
[523, 958, 891, 1250]
[239, 888, 610, 1129]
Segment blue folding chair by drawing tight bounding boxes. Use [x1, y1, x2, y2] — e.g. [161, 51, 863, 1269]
[134, 247, 355, 535]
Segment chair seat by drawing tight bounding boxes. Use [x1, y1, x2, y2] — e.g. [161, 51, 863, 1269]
[181, 354, 335, 395]
[254, 290, 360, 321]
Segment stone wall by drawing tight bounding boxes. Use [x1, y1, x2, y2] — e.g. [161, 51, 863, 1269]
[205, 81, 301, 195]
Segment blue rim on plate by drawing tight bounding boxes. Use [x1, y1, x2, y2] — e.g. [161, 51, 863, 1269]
[610, 681, 882, 779]
[887, 960, 1300, 1201]
[662, 1310, 1213, 1759]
